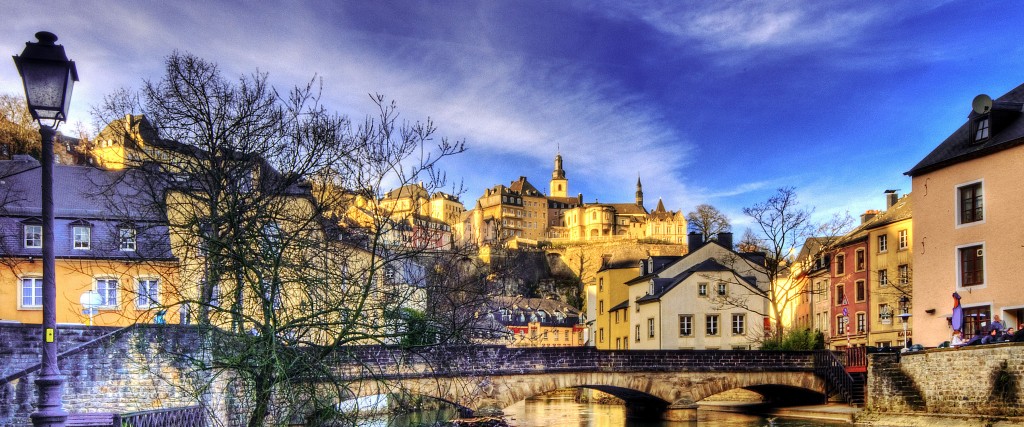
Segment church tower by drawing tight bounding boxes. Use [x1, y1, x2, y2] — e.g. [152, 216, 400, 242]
[550, 153, 568, 198]
[635, 176, 644, 208]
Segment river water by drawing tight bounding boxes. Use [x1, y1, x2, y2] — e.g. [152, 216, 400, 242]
[366, 391, 850, 427]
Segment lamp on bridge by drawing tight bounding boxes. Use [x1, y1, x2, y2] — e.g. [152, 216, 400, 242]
[13, 30, 79, 427]
[898, 295, 912, 350]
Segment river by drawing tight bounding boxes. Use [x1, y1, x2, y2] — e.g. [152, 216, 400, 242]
[363, 391, 851, 427]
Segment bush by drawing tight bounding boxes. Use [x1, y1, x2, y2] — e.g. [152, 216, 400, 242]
[761, 329, 825, 350]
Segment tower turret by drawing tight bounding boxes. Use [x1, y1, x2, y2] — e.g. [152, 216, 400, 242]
[550, 153, 568, 198]
[635, 176, 644, 207]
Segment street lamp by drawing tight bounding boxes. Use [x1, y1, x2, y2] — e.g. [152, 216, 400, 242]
[898, 295, 912, 350]
[13, 30, 78, 427]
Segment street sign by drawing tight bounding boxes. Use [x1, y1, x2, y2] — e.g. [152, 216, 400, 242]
[842, 307, 849, 316]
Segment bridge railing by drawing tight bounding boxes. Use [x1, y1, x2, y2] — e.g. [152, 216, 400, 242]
[114, 406, 207, 427]
[813, 350, 855, 403]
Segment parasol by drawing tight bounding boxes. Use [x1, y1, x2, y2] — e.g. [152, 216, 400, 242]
[951, 292, 963, 332]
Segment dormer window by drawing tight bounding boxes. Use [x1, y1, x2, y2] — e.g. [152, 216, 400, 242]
[70, 220, 93, 250]
[973, 116, 990, 143]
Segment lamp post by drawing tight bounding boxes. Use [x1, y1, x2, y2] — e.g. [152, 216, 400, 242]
[899, 295, 911, 350]
[13, 31, 78, 427]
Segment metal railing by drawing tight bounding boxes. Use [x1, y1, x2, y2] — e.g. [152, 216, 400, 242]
[115, 406, 206, 427]
[813, 350, 856, 403]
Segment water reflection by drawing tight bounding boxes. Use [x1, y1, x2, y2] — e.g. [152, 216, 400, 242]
[362, 391, 848, 427]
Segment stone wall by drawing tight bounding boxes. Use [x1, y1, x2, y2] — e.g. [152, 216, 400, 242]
[0, 325, 230, 427]
[0, 324, 119, 379]
[868, 343, 1024, 416]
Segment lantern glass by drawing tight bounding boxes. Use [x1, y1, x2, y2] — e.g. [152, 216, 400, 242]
[18, 59, 74, 122]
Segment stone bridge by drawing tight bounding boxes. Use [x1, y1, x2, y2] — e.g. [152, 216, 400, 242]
[323, 346, 828, 420]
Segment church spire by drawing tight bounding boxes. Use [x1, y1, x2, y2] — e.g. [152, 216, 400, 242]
[635, 175, 644, 207]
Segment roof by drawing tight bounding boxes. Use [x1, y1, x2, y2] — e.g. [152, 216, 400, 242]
[382, 183, 429, 201]
[605, 203, 647, 215]
[608, 299, 630, 312]
[907, 82, 1024, 176]
[597, 254, 644, 272]
[509, 176, 544, 197]
[635, 257, 756, 304]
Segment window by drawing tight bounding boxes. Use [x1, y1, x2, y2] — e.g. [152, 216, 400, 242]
[24, 225, 42, 248]
[679, 315, 693, 336]
[137, 278, 159, 308]
[599, 300, 604, 314]
[879, 304, 893, 325]
[717, 283, 727, 296]
[855, 280, 866, 302]
[698, 283, 708, 297]
[731, 314, 745, 335]
[974, 117, 990, 142]
[73, 226, 91, 249]
[635, 325, 640, 342]
[97, 278, 118, 307]
[898, 264, 909, 286]
[959, 244, 984, 287]
[598, 278, 603, 292]
[119, 227, 137, 251]
[614, 311, 619, 323]
[958, 182, 983, 225]
[647, 318, 655, 338]
[565, 331, 569, 341]
[856, 312, 866, 334]
[898, 229, 908, 249]
[614, 337, 620, 349]
[21, 277, 42, 308]
[836, 284, 845, 305]
[836, 315, 848, 335]
[835, 254, 845, 275]
[855, 249, 865, 271]
[878, 270, 889, 287]
[878, 234, 888, 253]
[599, 328, 605, 343]
[706, 314, 720, 336]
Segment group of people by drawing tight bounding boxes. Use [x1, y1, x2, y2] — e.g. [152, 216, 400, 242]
[951, 315, 1024, 347]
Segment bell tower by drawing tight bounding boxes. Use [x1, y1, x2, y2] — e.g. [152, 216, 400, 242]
[550, 153, 568, 198]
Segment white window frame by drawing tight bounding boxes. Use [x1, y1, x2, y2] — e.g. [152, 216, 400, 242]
[119, 227, 137, 251]
[706, 314, 720, 336]
[878, 269, 889, 287]
[877, 234, 887, 253]
[73, 226, 91, 250]
[20, 276, 43, 309]
[24, 224, 42, 248]
[898, 229, 908, 250]
[136, 277, 159, 308]
[96, 277, 119, 308]
[956, 242, 986, 290]
[698, 282, 708, 297]
[647, 318, 655, 338]
[731, 313, 745, 335]
[955, 179, 985, 228]
[679, 314, 693, 337]
[717, 283, 727, 296]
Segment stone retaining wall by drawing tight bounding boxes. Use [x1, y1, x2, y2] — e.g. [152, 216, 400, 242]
[868, 343, 1024, 416]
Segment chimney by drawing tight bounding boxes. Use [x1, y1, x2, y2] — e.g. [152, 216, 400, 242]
[884, 189, 899, 209]
[715, 232, 733, 250]
[861, 210, 879, 224]
[688, 232, 704, 253]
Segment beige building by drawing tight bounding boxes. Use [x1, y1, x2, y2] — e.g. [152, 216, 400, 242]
[626, 234, 768, 350]
[864, 193, 913, 348]
[906, 84, 1024, 345]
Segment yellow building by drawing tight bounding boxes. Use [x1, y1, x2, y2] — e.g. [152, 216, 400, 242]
[464, 154, 687, 247]
[0, 158, 180, 326]
[907, 85, 1024, 345]
[594, 255, 658, 350]
[865, 193, 913, 348]
[488, 296, 585, 347]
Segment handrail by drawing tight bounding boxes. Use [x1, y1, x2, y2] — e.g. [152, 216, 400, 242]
[813, 350, 855, 403]
[115, 405, 206, 427]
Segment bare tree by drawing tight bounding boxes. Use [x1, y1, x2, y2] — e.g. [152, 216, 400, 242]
[686, 204, 731, 241]
[91, 52, 472, 425]
[0, 93, 40, 159]
[710, 187, 852, 340]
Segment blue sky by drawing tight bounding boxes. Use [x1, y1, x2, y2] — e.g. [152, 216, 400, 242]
[3, 1, 1024, 231]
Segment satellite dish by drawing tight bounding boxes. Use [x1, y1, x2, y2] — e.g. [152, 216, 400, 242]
[972, 94, 993, 114]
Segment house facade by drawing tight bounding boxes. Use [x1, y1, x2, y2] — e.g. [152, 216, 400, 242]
[626, 233, 768, 350]
[907, 83, 1024, 345]
[865, 192, 913, 348]
[0, 157, 178, 326]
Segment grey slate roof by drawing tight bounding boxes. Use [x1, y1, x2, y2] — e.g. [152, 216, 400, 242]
[907, 82, 1024, 176]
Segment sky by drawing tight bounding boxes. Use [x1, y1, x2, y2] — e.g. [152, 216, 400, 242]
[3, 1, 1024, 231]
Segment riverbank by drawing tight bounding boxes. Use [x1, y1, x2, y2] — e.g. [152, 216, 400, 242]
[699, 401, 858, 423]
[700, 401, 1024, 426]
